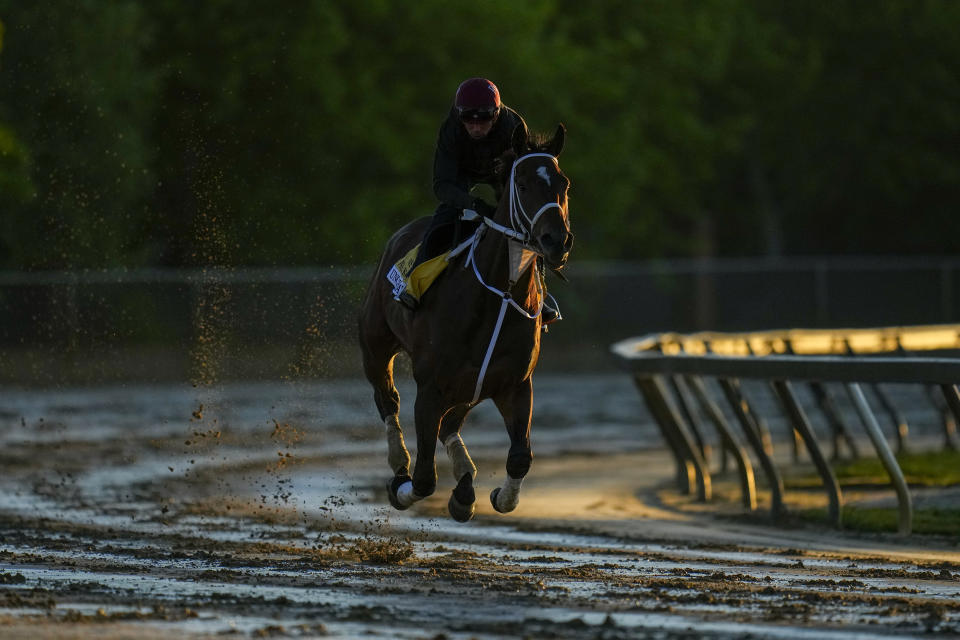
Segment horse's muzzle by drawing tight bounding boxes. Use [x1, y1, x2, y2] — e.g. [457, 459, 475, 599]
[538, 230, 573, 269]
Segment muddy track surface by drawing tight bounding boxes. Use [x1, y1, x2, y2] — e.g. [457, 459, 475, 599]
[1, 378, 959, 639]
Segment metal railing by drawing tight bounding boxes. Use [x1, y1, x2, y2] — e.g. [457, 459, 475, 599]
[611, 324, 960, 535]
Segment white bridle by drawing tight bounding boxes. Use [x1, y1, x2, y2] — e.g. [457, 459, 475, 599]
[508, 152, 564, 239]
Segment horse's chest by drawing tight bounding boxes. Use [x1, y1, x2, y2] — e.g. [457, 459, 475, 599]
[419, 313, 540, 381]
[471, 315, 539, 373]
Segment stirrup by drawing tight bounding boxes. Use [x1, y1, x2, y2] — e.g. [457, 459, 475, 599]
[541, 306, 561, 332]
[541, 290, 562, 330]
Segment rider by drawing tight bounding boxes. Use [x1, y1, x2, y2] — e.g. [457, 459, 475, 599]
[397, 77, 560, 325]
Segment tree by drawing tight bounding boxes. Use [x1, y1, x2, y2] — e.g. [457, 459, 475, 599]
[0, 1, 157, 269]
[1, 1, 958, 269]
[728, 0, 960, 256]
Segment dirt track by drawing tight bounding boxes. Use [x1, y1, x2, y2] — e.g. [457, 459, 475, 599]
[1, 376, 959, 639]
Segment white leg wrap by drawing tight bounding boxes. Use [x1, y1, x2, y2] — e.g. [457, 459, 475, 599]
[395, 480, 423, 508]
[495, 476, 523, 512]
[384, 416, 411, 475]
[443, 433, 477, 481]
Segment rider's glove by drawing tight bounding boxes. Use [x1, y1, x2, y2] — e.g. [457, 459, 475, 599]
[472, 198, 496, 218]
[469, 183, 498, 207]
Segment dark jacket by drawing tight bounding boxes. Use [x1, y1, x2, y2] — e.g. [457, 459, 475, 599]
[432, 105, 523, 211]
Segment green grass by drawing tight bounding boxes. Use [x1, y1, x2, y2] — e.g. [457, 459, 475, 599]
[832, 448, 960, 487]
[785, 449, 960, 535]
[785, 449, 960, 489]
[796, 506, 960, 536]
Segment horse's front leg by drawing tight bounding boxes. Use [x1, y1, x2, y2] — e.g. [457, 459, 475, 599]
[439, 404, 477, 522]
[386, 385, 445, 511]
[490, 378, 533, 514]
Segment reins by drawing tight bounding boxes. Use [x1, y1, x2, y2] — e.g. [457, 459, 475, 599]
[458, 152, 563, 404]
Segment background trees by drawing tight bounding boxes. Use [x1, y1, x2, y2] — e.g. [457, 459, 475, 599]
[1, 0, 958, 270]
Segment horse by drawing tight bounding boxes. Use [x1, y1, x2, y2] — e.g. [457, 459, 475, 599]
[357, 121, 572, 522]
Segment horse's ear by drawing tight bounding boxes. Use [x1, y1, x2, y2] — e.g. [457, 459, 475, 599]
[546, 123, 565, 158]
[511, 121, 529, 156]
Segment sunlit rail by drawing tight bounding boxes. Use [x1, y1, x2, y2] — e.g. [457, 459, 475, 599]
[611, 324, 960, 535]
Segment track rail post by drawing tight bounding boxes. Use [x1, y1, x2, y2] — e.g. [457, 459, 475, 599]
[718, 378, 784, 519]
[846, 383, 912, 536]
[634, 374, 711, 501]
[687, 376, 756, 510]
[809, 382, 860, 460]
[937, 384, 960, 450]
[772, 380, 842, 528]
[871, 383, 909, 453]
[670, 375, 711, 465]
[632, 375, 693, 494]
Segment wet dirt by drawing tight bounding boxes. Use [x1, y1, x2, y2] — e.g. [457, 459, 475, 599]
[1, 376, 959, 639]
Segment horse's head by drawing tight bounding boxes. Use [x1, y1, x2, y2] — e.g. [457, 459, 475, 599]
[507, 122, 573, 270]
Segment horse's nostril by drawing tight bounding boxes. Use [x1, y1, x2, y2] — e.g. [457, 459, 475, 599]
[539, 230, 571, 257]
[540, 234, 559, 251]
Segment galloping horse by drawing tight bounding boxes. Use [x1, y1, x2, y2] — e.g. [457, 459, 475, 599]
[358, 121, 572, 521]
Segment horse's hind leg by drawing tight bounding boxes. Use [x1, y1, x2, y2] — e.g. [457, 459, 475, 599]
[490, 379, 533, 514]
[439, 404, 477, 522]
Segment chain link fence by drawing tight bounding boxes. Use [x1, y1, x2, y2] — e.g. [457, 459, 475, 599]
[2, 257, 959, 385]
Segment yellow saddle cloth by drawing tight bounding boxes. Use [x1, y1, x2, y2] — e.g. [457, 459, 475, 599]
[387, 243, 450, 302]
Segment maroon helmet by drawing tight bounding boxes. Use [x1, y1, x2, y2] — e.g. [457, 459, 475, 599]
[455, 78, 501, 122]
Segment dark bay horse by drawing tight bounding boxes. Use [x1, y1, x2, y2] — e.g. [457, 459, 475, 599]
[358, 122, 572, 522]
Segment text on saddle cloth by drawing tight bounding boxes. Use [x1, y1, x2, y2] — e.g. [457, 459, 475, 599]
[388, 243, 451, 300]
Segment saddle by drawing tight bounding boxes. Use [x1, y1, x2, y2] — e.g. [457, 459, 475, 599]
[387, 242, 452, 303]
[390, 193, 493, 307]
[388, 211, 562, 326]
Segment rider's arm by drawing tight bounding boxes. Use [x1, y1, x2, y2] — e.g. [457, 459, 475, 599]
[433, 117, 474, 211]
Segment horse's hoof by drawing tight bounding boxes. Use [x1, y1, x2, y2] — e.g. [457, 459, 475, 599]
[490, 487, 508, 514]
[386, 474, 413, 511]
[448, 472, 476, 522]
[448, 493, 475, 522]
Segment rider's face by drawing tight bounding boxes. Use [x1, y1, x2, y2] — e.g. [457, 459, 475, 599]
[464, 119, 494, 139]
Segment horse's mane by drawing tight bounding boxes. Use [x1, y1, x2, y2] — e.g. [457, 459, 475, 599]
[525, 130, 557, 152]
[494, 130, 556, 187]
